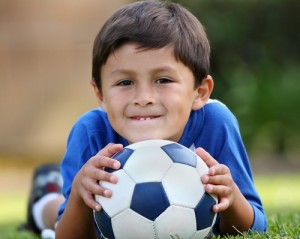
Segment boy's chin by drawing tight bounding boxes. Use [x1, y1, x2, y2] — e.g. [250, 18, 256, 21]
[126, 135, 179, 145]
[126, 136, 162, 145]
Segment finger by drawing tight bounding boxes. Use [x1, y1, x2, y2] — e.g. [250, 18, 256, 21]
[81, 168, 115, 188]
[196, 147, 218, 168]
[92, 155, 121, 170]
[205, 184, 232, 198]
[90, 182, 113, 198]
[83, 192, 102, 211]
[203, 174, 232, 188]
[208, 164, 230, 176]
[96, 143, 123, 157]
[82, 179, 113, 201]
[81, 160, 119, 182]
[213, 198, 230, 213]
[94, 168, 118, 184]
[212, 164, 229, 175]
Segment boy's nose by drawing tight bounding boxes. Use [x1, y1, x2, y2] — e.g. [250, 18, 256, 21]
[133, 85, 155, 106]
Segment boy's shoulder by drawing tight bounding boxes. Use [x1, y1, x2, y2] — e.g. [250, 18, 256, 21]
[73, 108, 110, 131]
[78, 107, 106, 120]
[203, 99, 238, 125]
[66, 108, 127, 152]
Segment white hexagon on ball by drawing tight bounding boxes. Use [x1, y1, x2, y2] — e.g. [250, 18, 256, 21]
[112, 208, 155, 239]
[124, 147, 173, 183]
[162, 163, 205, 208]
[155, 205, 196, 239]
[196, 156, 209, 177]
[96, 169, 135, 217]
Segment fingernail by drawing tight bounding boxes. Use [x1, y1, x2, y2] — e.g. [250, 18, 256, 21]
[110, 175, 118, 183]
[113, 161, 120, 169]
[202, 175, 209, 183]
[214, 205, 219, 212]
[206, 184, 213, 193]
[104, 189, 112, 197]
[95, 204, 101, 211]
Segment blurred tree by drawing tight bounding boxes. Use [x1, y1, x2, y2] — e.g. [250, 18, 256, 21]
[174, 0, 300, 157]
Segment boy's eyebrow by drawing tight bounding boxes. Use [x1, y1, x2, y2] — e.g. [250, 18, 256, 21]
[110, 68, 135, 76]
[110, 65, 178, 76]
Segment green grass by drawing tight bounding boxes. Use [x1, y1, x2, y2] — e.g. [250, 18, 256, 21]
[0, 224, 38, 239]
[0, 173, 299, 239]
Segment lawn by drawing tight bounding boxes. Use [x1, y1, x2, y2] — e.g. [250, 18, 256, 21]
[0, 173, 299, 239]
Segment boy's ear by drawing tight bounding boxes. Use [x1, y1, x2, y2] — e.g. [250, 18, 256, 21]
[192, 75, 214, 110]
[90, 80, 107, 111]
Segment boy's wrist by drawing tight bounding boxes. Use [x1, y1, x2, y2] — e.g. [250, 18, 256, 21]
[218, 183, 254, 234]
[70, 177, 90, 210]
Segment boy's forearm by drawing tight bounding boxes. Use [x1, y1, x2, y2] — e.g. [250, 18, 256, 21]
[218, 183, 254, 235]
[55, 189, 98, 239]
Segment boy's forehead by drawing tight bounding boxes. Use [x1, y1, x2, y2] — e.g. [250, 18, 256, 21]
[102, 43, 181, 70]
[109, 42, 174, 56]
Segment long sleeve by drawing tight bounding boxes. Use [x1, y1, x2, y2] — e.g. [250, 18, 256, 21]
[57, 108, 127, 223]
[184, 100, 267, 233]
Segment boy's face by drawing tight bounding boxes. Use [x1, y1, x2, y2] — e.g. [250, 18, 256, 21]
[94, 43, 213, 144]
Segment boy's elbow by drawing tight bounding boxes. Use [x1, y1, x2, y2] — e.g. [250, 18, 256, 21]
[250, 205, 268, 232]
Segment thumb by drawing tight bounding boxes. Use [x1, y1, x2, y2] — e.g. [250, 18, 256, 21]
[196, 147, 218, 168]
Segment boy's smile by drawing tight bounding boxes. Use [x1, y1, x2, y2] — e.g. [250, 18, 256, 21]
[95, 43, 212, 144]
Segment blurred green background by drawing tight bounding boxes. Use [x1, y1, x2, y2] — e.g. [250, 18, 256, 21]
[0, 0, 299, 229]
[173, 0, 300, 168]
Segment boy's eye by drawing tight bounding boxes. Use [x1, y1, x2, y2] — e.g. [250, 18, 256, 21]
[156, 77, 172, 84]
[117, 79, 133, 86]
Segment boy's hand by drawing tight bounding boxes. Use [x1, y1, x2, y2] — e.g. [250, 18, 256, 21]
[196, 147, 238, 213]
[72, 143, 122, 211]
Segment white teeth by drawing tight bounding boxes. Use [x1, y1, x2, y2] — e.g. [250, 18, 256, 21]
[139, 117, 151, 121]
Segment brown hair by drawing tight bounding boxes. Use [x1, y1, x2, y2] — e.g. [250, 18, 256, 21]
[92, 0, 210, 90]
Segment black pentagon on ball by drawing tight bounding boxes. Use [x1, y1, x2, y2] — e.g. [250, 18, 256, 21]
[161, 143, 197, 167]
[194, 193, 216, 230]
[130, 182, 170, 221]
[94, 210, 115, 239]
[105, 148, 134, 173]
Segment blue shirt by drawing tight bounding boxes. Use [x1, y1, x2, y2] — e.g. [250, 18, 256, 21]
[57, 99, 267, 234]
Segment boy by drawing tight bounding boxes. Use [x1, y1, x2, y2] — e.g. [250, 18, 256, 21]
[26, 1, 267, 238]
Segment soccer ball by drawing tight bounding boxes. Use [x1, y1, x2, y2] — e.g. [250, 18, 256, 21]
[94, 140, 217, 239]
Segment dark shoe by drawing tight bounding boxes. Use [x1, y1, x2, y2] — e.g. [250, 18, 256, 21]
[20, 163, 62, 234]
